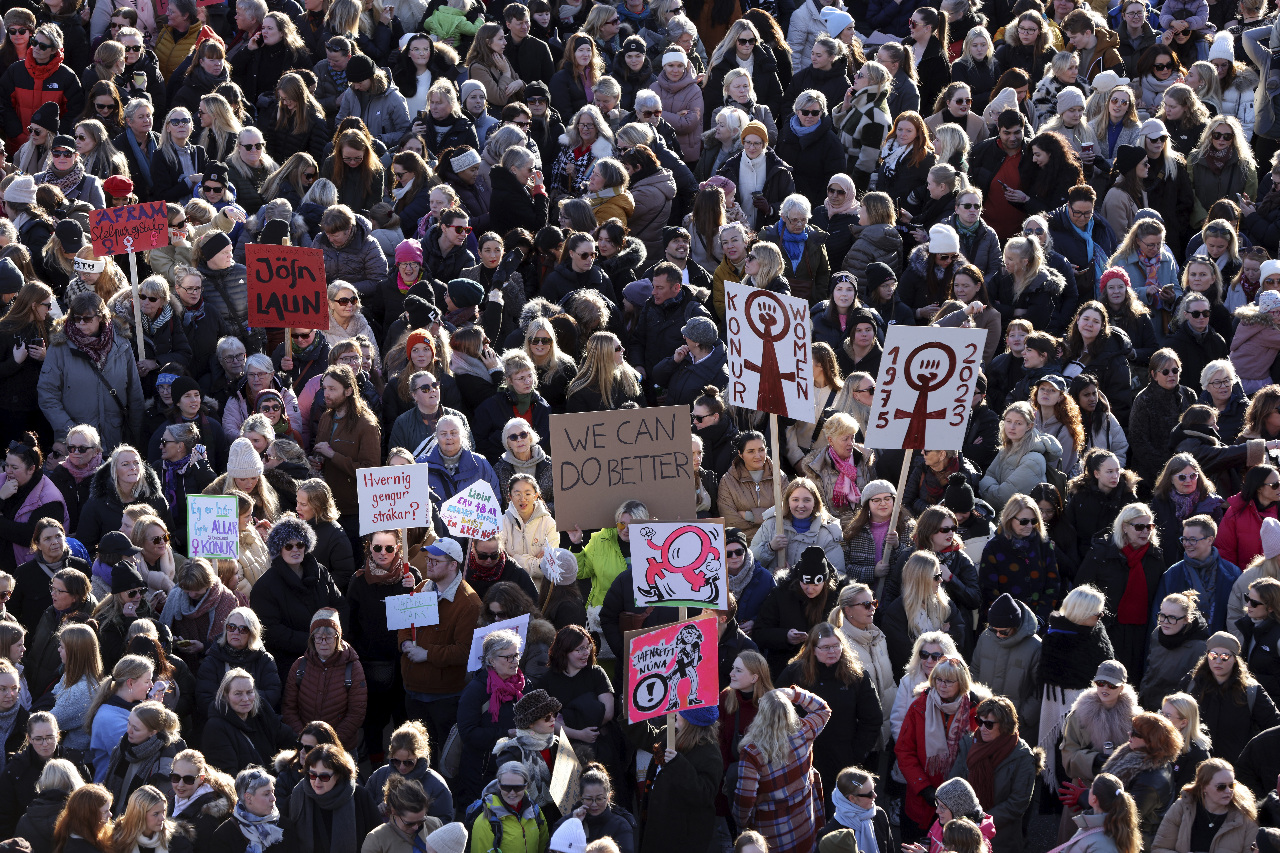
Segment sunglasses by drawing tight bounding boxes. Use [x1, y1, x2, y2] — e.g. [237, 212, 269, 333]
[932, 572, 944, 581]
[150, 533, 170, 545]
[225, 623, 249, 633]
[283, 542, 305, 551]
[370, 544, 397, 555]
[530, 336, 552, 345]
[259, 403, 282, 413]
[508, 431, 530, 441]
[847, 599, 878, 609]
[240, 142, 264, 150]
[397, 816, 426, 830]
[935, 253, 957, 261]
[938, 526, 956, 534]
[1157, 367, 1180, 375]
[140, 294, 162, 303]
[1212, 131, 1234, 140]
[737, 37, 756, 45]
[390, 757, 417, 769]
[66, 444, 94, 454]
[31, 40, 51, 50]
[124, 44, 141, 52]
[1094, 679, 1119, 689]
[1187, 309, 1211, 318]
[953, 97, 973, 104]
[920, 651, 944, 661]
[1154, 62, 1174, 71]
[124, 589, 143, 600]
[799, 108, 821, 117]
[202, 185, 224, 193]
[290, 331, 312, 339]
[451, 225, 472, 235]
[51, 148, 73, 158]
[958, 202, 981, 210]
[1024, 226, 1045, 235]
[475, 551, 502, 562]
[499, 783, 527, 793]
[94, 101, 115, 109]
[303, 171, 318, 180]
[527, 96, 547, 104]
[1214, 782, 1235, 791]
[1175, 472, 1198, 482]
[827, 186, 846, 195]
[1013, 516, 1036, 526]
[977, 718, 999, 729]
[1208, 650, 1235, 661]
[5, 27, 27, 35]
[577, 251, 598, 260]
[308, 771, 335, 783]
[332, 296, 359, 306]
[170, 773, 201, 785]
[638, 109, 658, 118]
[1248, 596, 1266, 608]
[169, 117, 192, 125]
[1128, 523, 1153, 531]
[413, 382, 439, 393]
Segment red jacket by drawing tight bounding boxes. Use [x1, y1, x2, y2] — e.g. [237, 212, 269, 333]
[895, 688, 981, 829]
[1217, 493, 1280, 571]
[0, 49, 82, 146]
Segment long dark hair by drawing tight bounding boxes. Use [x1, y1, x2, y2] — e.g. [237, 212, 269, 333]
[1242, 464, 1279, 505]
[392, 34, 434, 98]
[1029, 131, 1083, 199]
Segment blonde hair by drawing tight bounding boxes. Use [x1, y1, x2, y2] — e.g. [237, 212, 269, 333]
[1162, 692, 1212, 754]
[1112, 502, 1158, 548]
[901, 551, 951, 639]
[747, 241, 785, 288]
[999, 493, 1047, 539]
[721, 650, 773, 713]
[1060, 583, 1106, 624]
[739, 688, 801, 766]
[905, 631, 960, 679]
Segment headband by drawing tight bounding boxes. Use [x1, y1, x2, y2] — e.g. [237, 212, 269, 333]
[201, 230, 232, 259]
[73, 257, 105, 274]
[662, 49, 687, 67]
[450, 148, 482, 173]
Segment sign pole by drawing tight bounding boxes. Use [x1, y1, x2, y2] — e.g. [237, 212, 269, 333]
[769, 412, 786, 570]
[286, 328, 293, 360]
[126, 243, 145, 363]
[667, 605, 687, 752]
[877, 450, 914, 601]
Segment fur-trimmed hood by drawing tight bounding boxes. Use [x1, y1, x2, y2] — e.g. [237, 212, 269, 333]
[599, 236, 646, 276]
[1235, 303, 1280, 328]
[556, 134, 614, 160]
[1068, 683, 1138, 753]
[517, 297, 561, 332]
[87, 455, 164, 507]
[526, 617, 556, 649]
[906, 242, 970, 276]
[1015, 266, 1067, 301]
[1101, 741, 1171, 784]
[265, 513, 316, 558]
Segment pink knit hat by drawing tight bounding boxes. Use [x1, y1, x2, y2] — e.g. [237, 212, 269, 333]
[395, 239, 423, 265]
[1099, 267, 1130, 290]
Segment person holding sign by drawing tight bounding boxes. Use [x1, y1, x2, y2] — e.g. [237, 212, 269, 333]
[749, 477, 845, 573]
[633, 705, 722, 853]
[313, 364, 381, 549]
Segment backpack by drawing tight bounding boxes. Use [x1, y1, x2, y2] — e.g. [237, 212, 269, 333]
[464, 795, 546, 853]
[294, 658, 354, 689]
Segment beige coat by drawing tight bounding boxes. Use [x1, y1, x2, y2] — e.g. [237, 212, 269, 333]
[717, 458, 778, 541]
[1060, 685, 1139, 781]
[1152, 795, 1258, 853]
[469, 58, 523, 108]
[360, 817, 444, 853]
[499, 501, 558, 581]
[837, 620, 897, 747]
[800, 441, 875, 524]
[924, 110, 990, 146]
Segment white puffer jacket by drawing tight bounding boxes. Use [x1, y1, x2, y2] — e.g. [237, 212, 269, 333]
[1219, 68, 1259, 139]
[787, 0, 846, 73]
[500, 501, 558, 580]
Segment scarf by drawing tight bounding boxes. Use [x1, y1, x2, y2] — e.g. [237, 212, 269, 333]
[966, 731, 1018, 807]
[833, 790, 879, 853]
[290, 776, 358, 853]
[232, 802, 284, 853]
[445, 305, 480, 328]
[781, 227, 807, 269]
[828, 446, 862, 508]
[392, 178, 414, 204]
[468, 547, 508, 584]
[162, 444, 206, 508]
[133, 831, 167, 853]
[66, 317, 117, 370]
[1138, 252, 1162, 287]
[0, 702, 20, 774]
[1170, 488, 1201, 520]
[38, 159, 85, 194]
[397, 269, 421, 292]
[62, 450, 103, 483]
[182, 298, 206, 328]
[728, 560, 754, 599]
[1069, 218, 1108, 287]
[485, 667, 526, 722]
[923, 688, 970, 775]
[498, 729, 555, 805]
[789, 114, 822, 138]
[878, 138, 912, 177]
[353, 554, 404, 584]
[450, 350, 493, 382]
[125, 128, 155, 187]
[1117, 543, 1151, 624]
[1203, 144, 1234, 176]
[174, 783, 214, 817]
[159, 580, 206, 628]
[825, 174, 856, 217]
[105, 730, 169, 800]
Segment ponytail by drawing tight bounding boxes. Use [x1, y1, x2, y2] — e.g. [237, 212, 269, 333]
[84, 655, 153, 738]
[1092, 773, 1140, 853]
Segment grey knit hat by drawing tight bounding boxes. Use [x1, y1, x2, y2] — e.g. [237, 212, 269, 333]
[935, 778, 982, 821]
[860, 480, 896, 505]
[265, 512, 317, 558]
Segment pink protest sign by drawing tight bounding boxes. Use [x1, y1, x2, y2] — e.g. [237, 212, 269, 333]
[625, 615, 718, 722]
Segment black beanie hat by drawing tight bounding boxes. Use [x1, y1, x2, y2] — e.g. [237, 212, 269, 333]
[622, 35, 647, 56]
[200, 230, 232, 260]
[259, 218, 291, 245]
[866, 262, 895, 289]
[405, 294, 439, 328]
[941, 471, 975, 513]
[346, 54, 375, 83]
[447, 277, 484, 309]
[0, 258, 21, 296]
[204, 161, 230, 187]
[794, 546, 832, 584]
[30, 102, 59, 134]
[170, 375, 201, 403]
[725, 527, 748, 550]
[987, 593, 1021, 630]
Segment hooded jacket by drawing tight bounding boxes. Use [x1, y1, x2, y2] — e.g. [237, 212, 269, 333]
[991, 266, 1068, 332]
[1139, 614, 1210, 710]
[649, 65, 703, 160]
[749, 507, 845, 573]
[978, 432, 1064, 510]
[312, 214, 390, 296]
[282, 639, 367, 749]
[843, 222, 904, 288]
[972, 599, 1043, 728]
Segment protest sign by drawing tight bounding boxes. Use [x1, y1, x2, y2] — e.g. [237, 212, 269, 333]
[863, 326, 988, 451]
[631, 520, 726, 609]
[439, 481, 501, 540]
[549, 407, 696, 531]
[467, 614, 532, 670]
[88, 202, 169, 256]
[357, 465, 433, 535]
[187, 495, 239, 560]
[385, 590, 440, 630]
[626, 615, 718, 722]
[725, 282, 812, 420]
[246, 244, 329, 330]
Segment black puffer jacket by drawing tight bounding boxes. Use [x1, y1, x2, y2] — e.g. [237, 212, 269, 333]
[1062, 476, 1139, 567]
[990, 266, 1068, 332]
[173, 788, 234, 853]
[1139, 615, 1209, 710]
[774, 116, 847, 207]
[420, 224, 477, 285]
[260, 103, 329, 162]
[1070, 328, 1137, 423]
[1128, 382, 1198, 485]
[74, 461, 171, 556]
[541, 258, 617, 304]
[0, 744, 87, 838]
[194, 642, 283, 716]
[1100, 744, 1175, 847]
[200, 702, 295, 777]
[248, 552, 346, 680]
[1241, 615, 1280, 705]
[15, 788, 66, 853]
[1038, 612, 1116, 694]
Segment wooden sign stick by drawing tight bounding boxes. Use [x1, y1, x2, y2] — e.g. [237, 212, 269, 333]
[127, 248, 145, 364]
[877, 450, 914, 601]
[769, 413, 786, 571]
[666, 605, 688, 751]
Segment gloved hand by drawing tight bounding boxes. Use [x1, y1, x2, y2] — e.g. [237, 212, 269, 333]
[1058, 778, 1088, 810]
[402, 643, 429, 663]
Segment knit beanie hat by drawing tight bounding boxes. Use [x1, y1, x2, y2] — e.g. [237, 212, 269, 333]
[0, 258, 21, 296]
[1112, 144, 1146, 176]
[1263, 518, 1280, 560]
[1056, 87, 1085, 112]
[1207, 631, 1242, 656]
[1256, 828, 1280, 853]
[204, 161, 231, 187]
[941, 472, 974, 513]
[935, 778, 982, 821]
[928, 224, 960, 254]
[200, 230, 233, 260]
[818, 829, 859, 853]
[110, 559, 146, 594]
[226, 437, 264, 479]
[513, 689, 562, 729]
[1099, 267, 1130, 290]
[3, 175, 36, 204]
[1210, 29, 1235, 62]
[622, 279, 653, 307]
[447, 278, 484, 309]
[622, 36, 647, 57]
[540, 547, 579, 586]
[346, 53, 375, 83]
[860, 480, 896, 505]
[310, 607, 341, 638]
[426, 825, 468, 853]
[819, 7, 853, 36]
[866, 262, 896, 288]
[549, 818, 586, 853]
[679, 705, 719, 726]
[30, 102, 59, 134]
[795, 545, 833, 584]
[987, 593, 1021, 630]
[396, 238, 423, 264]
[253, 388, 284, 412]
[404, 294, 439, 328]
[405, 329, 433, 359]
[258, 219, 290, 245]
[460, 79, 485, 105]
[741, 120, 769, 144]
[726, 527, 748, 550]
[170, 375, 201, 404]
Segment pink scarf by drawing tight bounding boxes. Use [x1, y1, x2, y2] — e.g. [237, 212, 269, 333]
[61, 451, 103, 483]
[829, 446, 862, 508]
[824, 174, 856, 218]
[486, 668, 526, 722]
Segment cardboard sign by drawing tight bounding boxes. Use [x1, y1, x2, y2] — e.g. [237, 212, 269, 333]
[357, 466, 433, 535]
[467, 613, 532, 670]
[549, 407, 696, 531]
[725, 282, 813, 420]
[187, 495, 239, 560]
[863, 326, 988, 451]
[385, 590, 440, 630]
[626, 615, 719, 722]
[631, 520, 727, 609]
[88, 201, 169, 256]
[246, 244, 329, 330]
[439, 481, 501, 540]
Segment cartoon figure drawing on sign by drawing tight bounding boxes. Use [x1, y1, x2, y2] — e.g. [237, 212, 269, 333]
[742, 290, 796, 415]
[636, 524, 722, 603]
[664, 623, 705, 710]
[896, 342, 957, 449]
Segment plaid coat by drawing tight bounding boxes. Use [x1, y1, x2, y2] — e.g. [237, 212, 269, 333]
[732, 688, 832, 853]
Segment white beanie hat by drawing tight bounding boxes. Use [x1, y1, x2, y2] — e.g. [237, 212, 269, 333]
[1091, 70, 1130, 94]
[1262, 260, 1280, 284]
[3, 175, 35, 204]
[661, 47, 688, 67]
[549, 818, 587, 853]
[820, 7, 854, 36]
[929, 223, 960, 254]
[1056, 87, 1085, 112]
[426, 824, 468, 853]
[1139, 118, 1169, 139]
[1209, 30, 1235, 63]
[226, 437, 264, 480]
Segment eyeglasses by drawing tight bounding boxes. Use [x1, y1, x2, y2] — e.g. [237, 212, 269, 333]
[332, 296, 359, 306]
[475, 551, 502, 562]
[1212, 131, 1234, 140]
[1208, 379, 1232, 388]
[30, 734, 56, 745]
[1157, 612, 1187, 623]
[958, 202, 981, 210]
[1094, 679, 1119, 689]
[5, 27, 27, 35]
[799, 108, 821, 117]
[240, 141, 264, 150]
[170, 773, 201, 785]
[1248, 596, 1266, 608]
[225, 623, 249, 633]
[308, 771, 335, 783]
[737, 37, 756, 45]
[169, 117, 191, 126]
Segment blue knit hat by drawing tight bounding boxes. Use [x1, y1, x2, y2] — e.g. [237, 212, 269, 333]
[679, 705, 719, 727]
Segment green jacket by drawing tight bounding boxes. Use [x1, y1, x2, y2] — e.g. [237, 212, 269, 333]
[469, 791, 550, 853]
[423, 6, 482, 46]
[576, 527, 628, 608]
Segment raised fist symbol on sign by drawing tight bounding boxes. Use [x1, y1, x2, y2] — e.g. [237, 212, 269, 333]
[895, 343, 957, 449]
[742, 290, 795, 416]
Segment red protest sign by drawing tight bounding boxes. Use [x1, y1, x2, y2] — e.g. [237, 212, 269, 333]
[625, 615, 718, 722]
[88, 202, 169, 256]
[246, 244, 330, 331]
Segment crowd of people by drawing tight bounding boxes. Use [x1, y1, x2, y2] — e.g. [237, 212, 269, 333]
[6, 0, 1280, 852]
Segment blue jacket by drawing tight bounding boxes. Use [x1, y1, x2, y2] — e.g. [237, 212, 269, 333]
[424, 445, 502, 514]
[90, 699, 131, 782]
[1151, 548, 1241, 633]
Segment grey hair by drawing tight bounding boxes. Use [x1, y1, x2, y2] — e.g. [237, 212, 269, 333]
[503, 416, 541, 445]
[327, 280, 358, 300]
[165, 421, 201, 451]
[1201, 358, 1237, 388]
[222, 606, 264, 649]
[437, 414, 470, 447]
[496, 760, 530, 782]
[123, 98, 153, 122]
[615, 500, 650, 523]
[501, 146, 535, 171]
[67, 423, 101, 447]
[780, 193, 811, 221]
[482, 629, 522, 668]
[301, 177, 338, 209]
[793, 89, 826, 114]
[216, 336, 246, 358]
[245, 353, 273, 375]
[241, 413, 273, 439]
[34, 22, 61, 51]
[595, 75, 622, 100]
[634, 89, 663, 112]
[216, 667, 261, 716]
[35, 759, 83, 794]
[234, 765, 275, 800]
[667, 14, 697, 38]
[616, 122, 656, 147]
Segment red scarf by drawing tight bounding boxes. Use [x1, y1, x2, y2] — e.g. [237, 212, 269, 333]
[1117, 543, 1151, 624]
[485, 667, 525, 722]
[966, 731, 1017, 807]
[467, 547, 507, 584]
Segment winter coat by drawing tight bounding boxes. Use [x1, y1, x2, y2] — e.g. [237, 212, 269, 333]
[194, 642, 282, 714]
[774, 117, 847, 210]
[313, 221, 390, 301]
[876, 596, 967, 677]
[1231, 304, 1280, 391]
[249, 554, 346, 680]
[651, 337, 729, 405]
[649, 66, 703, 161]
[1188, 148, 1258, 226]
[0, 50, 82, 148]
[1100, 744, 1177, 847]
[1047, 202, 1120, 298]
[945, 215, 1004, 282]
[1240, 615, 1280, 705]
[990, 266, 1068, 332]
[1219, 493, 1280, 571]
[37, 323, 144, 451]
[715, 148, 796, 230]
[1152, 793, 1259, 853]
[281, 641, 367, 749]
[749, 508, 845, 574]
[948, 735, 1039, 853]
[639, 732, 721, 853]
[1140, 618, 1211, 710]
[842, 223, 903, 288]
[979, 432, 1063, 510]
[73, 461, 170, 555]
[1151, 548, 1241, 634]
[1182, 669, 1280, 763]
[200, 701, 295, 777]
[752, 573, 849, 673]
[785, 56, 854, 115]
[1039, 613, 1116, 698]
[832, 83, 894, 178]
[706, 45, 784, 123]
[1063, 479, 1140, 568]
[1060, 682, 1140, 784]
[260, 104, 329, 162]
[1129, 382, 1199, 483]
[979, 530, 1061, 626]
[897, 687, 984, 828]
[758, 222, 831, 303]
[774, 660, 880, 797]
[971, 599, 1043, 730]
[1077, 530, 1165, 631]
[786, 0, 839, 70]
[717, 458, 779, 541]
[541, 257, 617, 305]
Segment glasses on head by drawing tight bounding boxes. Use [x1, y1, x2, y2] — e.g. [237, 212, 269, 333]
[332, 296, 359, 306]
[1094, 679, 1119, 689]
[1212, 131, 1234, 140]
[308, 771, 335, 783]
